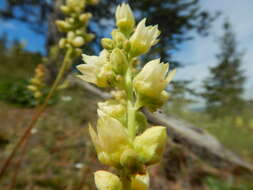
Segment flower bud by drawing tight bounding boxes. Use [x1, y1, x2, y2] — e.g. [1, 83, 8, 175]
[72, 36, 85, 47]
[94, 171, 122, 190]
[134, 126, 167, 165]
[101, 38, 114, 50]
[79, 13, 92, 23]
[67, 31, 75, 41]
[74, 48, 82, 56]
[131, 173, 150, 190]
[110, 48, 128, 74]
[66, 0, 85, 13]
[129, 19, 160, 56]
[59, 38, 67, 48]
[84, 33, 95, 43]
[115, 3, 135, 35]
[55, 20, 71, 32]
[112, 30, 126, 48]
[60, 5, 70, 14]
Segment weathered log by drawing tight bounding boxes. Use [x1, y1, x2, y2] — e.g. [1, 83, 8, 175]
[143, 109, 253, 174]
[72, 77, 253, 174]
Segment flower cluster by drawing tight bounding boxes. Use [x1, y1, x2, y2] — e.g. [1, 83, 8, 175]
[27, 64, 47, 103]
[56, 0, 98, 56]
[77, 3, 175, 190]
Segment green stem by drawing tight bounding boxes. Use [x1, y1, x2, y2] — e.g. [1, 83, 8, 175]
[127, 100, 136, 139]
[121, 175, 132, 190]
[125, 59, 137, 139]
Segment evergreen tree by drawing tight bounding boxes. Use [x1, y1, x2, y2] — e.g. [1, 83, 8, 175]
[202, 21, 245, 118]
[167, 80, 197, 115]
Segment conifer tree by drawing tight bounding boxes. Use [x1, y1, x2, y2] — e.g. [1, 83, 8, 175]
[202, 21, 245, 118]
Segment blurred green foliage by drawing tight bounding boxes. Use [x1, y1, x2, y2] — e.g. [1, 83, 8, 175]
[206, 177, 253, 190]
[0, 79, 35, 107]
[0, 35, 58, 107]
[165, 99, 253, 163]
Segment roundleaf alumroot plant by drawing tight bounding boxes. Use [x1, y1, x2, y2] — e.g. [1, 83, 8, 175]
[77, 3, 176, 190]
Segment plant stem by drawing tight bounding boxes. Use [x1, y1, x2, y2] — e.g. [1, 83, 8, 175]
[125, 59, 136, 139]
[0, 48, 73, 181]
[121, 175, 132, 190]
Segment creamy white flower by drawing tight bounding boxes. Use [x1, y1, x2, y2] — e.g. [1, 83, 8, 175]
[134, 126, 167, 165]
[130, 19, 160, 56]
[133, 59, 176, 98]
[116, 3, 135, 33]
[98, 100, 126, 119]
[89, 115, 130, 167]
[77, 50, 112, 87]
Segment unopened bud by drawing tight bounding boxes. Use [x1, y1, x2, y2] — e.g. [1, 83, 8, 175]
[101, 38, 114, 50]
[79, 13, 92, 23]
[112, 30, 126, 48]
[59, 38, 67, 48]
[55, 20, 71, 31]
[85, 33, 95, 43]
[74, 48, 82, 56]
[72, 36, 85, 47]
[116, 3, 135, 35]
[67, 31, 75, 40]
[110, 48, 128, 74]
[60, 5, 70, 14]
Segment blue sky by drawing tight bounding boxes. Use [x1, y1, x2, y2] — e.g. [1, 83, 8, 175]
[0, 0, 252, 98]
[174, 0, 253, 99]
